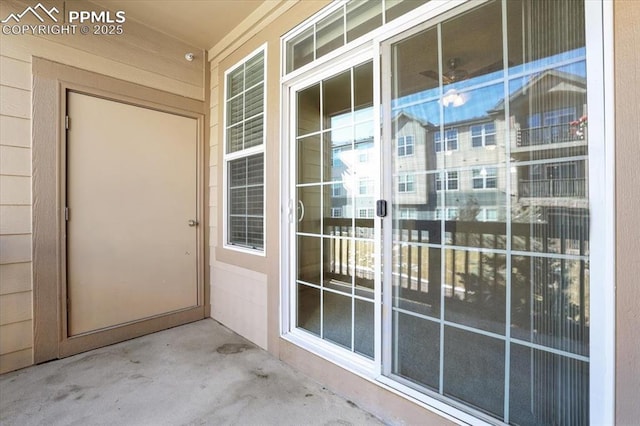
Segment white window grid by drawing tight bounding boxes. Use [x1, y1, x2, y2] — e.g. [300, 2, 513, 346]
[471, 122, 497, 147]
[397, 173, 415, 193]
[434, 129, 458, 152]
[397, 134, 415, 157]
[435, 171, 459, 191]
[472, 167, 498, 189]
[223, 46, 267, 253]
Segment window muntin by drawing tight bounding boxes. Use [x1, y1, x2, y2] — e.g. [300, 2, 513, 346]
[434, 129, 458, 152]
[397, 135, 414, 157]
[398, 174, 415, 193]
[435, 171, 458, 191]
[471, 122, 496, 147]
[285, 0, 431, 74]
[472, 167, 497, 189]
[224, 48, 265, 251]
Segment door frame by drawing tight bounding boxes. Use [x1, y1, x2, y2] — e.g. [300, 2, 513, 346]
[32, 58, 208, 361]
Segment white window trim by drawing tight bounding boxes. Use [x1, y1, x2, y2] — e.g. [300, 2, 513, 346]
[223, 44, 267, 256]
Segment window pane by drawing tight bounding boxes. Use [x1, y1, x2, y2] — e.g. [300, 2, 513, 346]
[323, 70, 351, 130]
[227, 67, 243, 98]
[317, 8, 344, 59]
[244, 116, 263, 149]
[385, 0, 430, 22]
[354, 299, 374, 358]
[297, 84, 321, 136]
[244, 84, 263, 118]
[509, 344, 588, 425]
[226, 124, 243, 153]
[297, 134, 321, 185]
[511, 256, 589, 356]
[227, 154, 264, 249]
[244, 52, 264, 88]
[226, 96, 243, 127]
[298, 236, 321, 285]
[297, 284, 320, 336]
[287, 26, 314, 73]
[393, 312, 440, 390]
[445, 249, 506, 335]
[323, 291, 352, 349]
[346, 0, 382, 43]
[443, 327, 505, 417]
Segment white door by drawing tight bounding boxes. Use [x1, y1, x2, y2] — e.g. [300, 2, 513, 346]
[66, 92, 199, 336]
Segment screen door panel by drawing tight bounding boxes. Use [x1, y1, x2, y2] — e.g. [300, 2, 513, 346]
[66, 92, 198, 336]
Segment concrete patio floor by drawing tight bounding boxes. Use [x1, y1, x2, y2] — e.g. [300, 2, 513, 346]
[0, 319, 383, 426]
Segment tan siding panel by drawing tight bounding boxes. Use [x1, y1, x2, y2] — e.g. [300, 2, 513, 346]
[0, 235, 31, 264]
[0, 116, 30, 148]
[0, 56, 31, 91]
[0, 206, 31, 235]
[0, 146, 31, 177]
[1, 35, 203, 100]
[0, 292, 32, 325]
[0, 320, 32, 355]
[615, 1, 640, 424]
[0, 176, 31, 205]
[2, 0, 203, 88]
[0, 262, 31, 295]
[0, 86, 30, 119]
[0, 348, 32, 374]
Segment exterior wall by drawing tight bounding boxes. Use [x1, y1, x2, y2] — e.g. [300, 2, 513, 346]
[0, 0, 205, 374]
[614, 1, 640, 424]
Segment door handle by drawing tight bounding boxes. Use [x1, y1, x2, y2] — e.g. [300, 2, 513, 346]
[297, 200, 305, 222]
[188, 219, 199, 227]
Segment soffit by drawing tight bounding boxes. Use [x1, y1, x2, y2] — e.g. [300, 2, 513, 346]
[91, 0, 265, 50]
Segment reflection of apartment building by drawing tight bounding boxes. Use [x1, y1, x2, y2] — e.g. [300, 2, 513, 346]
[391, 69, 588, 224]
[507, 70, 588, 211]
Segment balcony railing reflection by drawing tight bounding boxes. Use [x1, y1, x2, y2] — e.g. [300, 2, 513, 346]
[516, 123, 584, 147]
[519, 178, 586, 198]
[323, 216, 590, 355]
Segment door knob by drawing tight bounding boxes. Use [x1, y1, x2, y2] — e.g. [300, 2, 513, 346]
[188, 219, 199, 227]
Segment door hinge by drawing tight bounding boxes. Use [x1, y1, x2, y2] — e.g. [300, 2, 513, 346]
[64, 207, 69, 221]
[65, 116, 70, 130]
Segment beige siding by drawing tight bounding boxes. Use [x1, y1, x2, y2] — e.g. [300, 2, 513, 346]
[0, 0, 205, 374]
[615, 0, 640, 424]
[0, 116, 30, 148]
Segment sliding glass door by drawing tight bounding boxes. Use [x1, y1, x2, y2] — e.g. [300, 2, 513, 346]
[288, 0, 593, 423]
[294, 59, 377, 360]
[383, 1, 589, 423]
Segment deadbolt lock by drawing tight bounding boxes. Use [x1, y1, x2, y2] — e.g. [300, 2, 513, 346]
[188, 219, 199, 227]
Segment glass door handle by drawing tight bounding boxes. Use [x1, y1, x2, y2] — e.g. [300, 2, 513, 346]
[297, 200, 305, 222]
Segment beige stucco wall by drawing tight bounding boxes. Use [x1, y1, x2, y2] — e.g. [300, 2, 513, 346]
[614, 1, 640, 424]
[0, 0, 205, 374]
